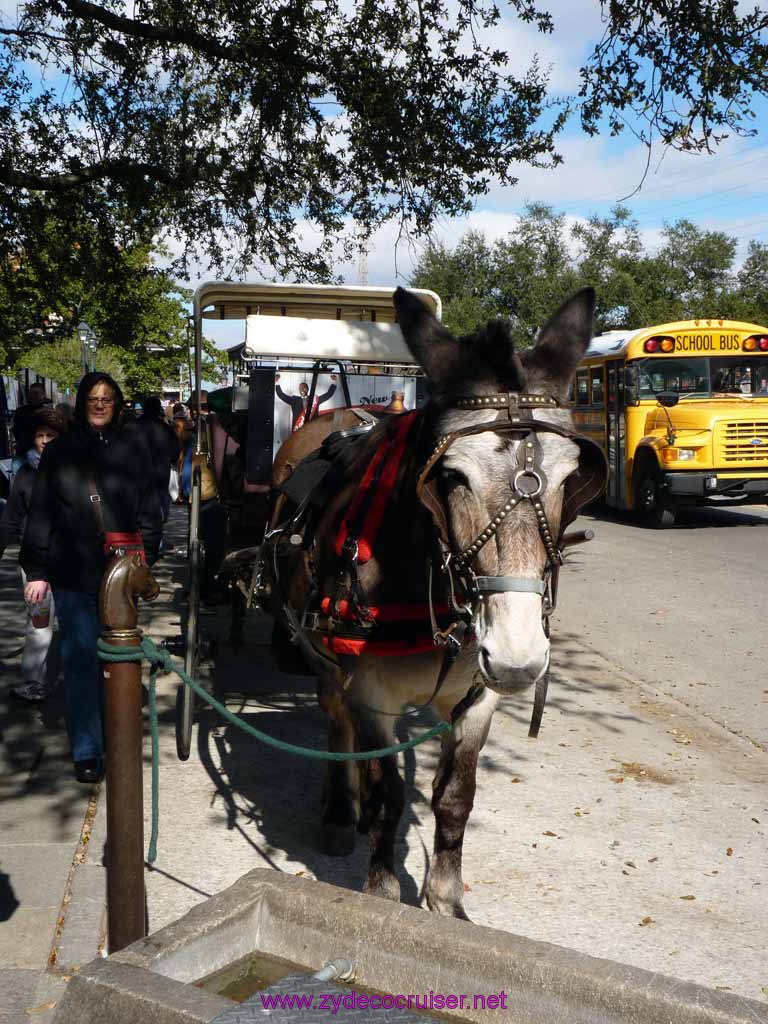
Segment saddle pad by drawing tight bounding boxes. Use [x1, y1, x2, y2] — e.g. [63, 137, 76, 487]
[278, 453, 335, 508]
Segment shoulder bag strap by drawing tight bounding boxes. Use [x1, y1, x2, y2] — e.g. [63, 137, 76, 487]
[87, 474, 106, 538]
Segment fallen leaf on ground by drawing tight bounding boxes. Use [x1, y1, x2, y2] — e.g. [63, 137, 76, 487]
[639, 916, 653, 926]
[648, 857, 658, 863]
[679, 895, 696, 900]
[542, 830, 559, 837]
[25, 1003, 57, 1015]
[463, 883, 472, 892]
[726, 847, 734, 856]
[510, 777, 521, 783]
[610, 777, 625, 784]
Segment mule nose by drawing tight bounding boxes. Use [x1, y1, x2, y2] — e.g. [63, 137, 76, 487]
[479, 642, 549, 694]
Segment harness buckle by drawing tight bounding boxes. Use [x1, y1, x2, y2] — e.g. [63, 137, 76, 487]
[341, 536, 359, 563]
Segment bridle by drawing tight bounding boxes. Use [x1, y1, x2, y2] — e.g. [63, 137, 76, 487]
[260, 388, 606, 735]
[416, 390, 607, 733]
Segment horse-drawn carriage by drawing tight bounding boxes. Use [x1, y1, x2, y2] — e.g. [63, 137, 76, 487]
[177, 282, 439, 758]
[179, 280, 606, 916]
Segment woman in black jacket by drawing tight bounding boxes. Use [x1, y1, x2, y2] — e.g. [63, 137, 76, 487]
[21, 373, 162, 782]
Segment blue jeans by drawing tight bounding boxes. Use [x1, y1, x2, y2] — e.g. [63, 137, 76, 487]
[52, 589, 103, 763]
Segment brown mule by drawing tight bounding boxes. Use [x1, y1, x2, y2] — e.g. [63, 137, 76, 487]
[261, 287, 605, 918]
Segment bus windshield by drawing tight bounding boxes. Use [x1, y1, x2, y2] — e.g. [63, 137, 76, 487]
[635, 357, 768, 398]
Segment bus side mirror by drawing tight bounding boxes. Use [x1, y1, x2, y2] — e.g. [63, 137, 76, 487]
[625, 365, 639, 406]
[656, 391, 679, 408]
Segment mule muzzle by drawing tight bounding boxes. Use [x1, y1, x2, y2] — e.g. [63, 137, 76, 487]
[478, 645, 550, 694]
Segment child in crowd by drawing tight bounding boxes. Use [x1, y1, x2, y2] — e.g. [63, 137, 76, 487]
[0, 408, 67, 701]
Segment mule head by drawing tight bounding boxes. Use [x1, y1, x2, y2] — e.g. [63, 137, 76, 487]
[395, 286, 595, 695]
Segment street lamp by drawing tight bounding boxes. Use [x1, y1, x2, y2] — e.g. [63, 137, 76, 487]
[77, 321, 91, 374]
[88, 327, 98, 372]
[77, 321, 99, 373]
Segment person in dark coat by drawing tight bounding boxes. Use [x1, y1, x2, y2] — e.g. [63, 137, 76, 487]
[0, 407, 67, 701]
[136, 396, 181, 521]
[21, 372, 162, 783]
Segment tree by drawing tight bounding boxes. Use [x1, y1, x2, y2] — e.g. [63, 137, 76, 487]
[410, 232, 498, 336]
[0, 194, 229, 394]
[656, 220, 737, 320]
[17, 336, 126, 393]
[411, 210, 755, 340]
[733, 242, 768, 325]
[1, 1, 766, 277]
[492, 204, 578, 344]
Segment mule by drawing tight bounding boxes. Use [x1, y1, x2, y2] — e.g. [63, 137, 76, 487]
[261, 286, 605, 919]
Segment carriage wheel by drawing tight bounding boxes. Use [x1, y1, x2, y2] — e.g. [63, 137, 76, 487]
[176, 465, 204, 760]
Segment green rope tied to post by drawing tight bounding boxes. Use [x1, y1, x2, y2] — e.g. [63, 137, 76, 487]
[97, 636, 451, 864]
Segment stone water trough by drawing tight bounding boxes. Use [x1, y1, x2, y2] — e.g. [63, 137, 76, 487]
[54, 870, 766, 1024]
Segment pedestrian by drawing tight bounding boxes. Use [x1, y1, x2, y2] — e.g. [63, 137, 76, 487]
[12, 382, 51, 467]
[20, 372, 162, 783]
[275, 374, 337, 431]
[172, 404, 193, 502]
[136, 396, 181, 522]
[0, 407, 67, 702]
[55, 401, 75, 422]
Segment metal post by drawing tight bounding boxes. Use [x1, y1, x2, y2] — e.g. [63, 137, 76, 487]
[102, 626, 146, 951]
[99, 554, 160, 953]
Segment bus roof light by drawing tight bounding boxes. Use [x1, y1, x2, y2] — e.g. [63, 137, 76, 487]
[644, 336, 675, 353]
[759, 337, 768, 351]
[743, 336, 759, 351]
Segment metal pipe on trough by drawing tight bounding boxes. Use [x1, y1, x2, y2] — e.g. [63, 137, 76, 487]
[99, 553, 160, 952]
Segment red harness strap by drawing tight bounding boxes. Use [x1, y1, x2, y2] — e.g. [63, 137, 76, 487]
[320, 598, 452, 656]
[325, 412, 451, 656]
[334, 411, 419, 563]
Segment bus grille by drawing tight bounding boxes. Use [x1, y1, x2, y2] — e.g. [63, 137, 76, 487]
[715, 421, 768, 463]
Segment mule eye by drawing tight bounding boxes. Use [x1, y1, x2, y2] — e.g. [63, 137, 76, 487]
[442, 467, 469, 488]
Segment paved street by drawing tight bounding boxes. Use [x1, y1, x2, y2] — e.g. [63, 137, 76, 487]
[559, 501, 768, 751]
[0, 504, 766, 1021]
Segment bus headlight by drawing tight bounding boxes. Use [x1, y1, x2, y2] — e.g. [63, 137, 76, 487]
[662, 447, 696, 463]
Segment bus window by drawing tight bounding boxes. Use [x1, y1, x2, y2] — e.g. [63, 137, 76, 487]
[575, 369, 589, 405]
[590, 366, 604, 405]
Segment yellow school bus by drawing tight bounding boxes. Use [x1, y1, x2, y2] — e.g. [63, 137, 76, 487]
[572, 318, 768, 525]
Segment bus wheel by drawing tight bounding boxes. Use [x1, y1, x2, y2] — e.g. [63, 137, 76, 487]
[636, 470, 676, 527]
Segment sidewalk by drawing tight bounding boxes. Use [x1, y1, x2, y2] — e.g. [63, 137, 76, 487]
[1, 506, 766, 1020]
[0, 554, 103, 1022]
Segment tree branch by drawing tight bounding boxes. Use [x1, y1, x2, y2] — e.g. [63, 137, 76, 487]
[0, 157, 189, 190]
[60, 0, 245, 62]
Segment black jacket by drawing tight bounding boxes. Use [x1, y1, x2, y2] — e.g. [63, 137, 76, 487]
[0, 463, 35, 558]
[135, 416, 182, 492]
[20, 420, 162, 593]
[276, 383, 337, 428]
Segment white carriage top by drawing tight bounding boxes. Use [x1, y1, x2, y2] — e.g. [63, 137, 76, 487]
[193, 281, 442, 367]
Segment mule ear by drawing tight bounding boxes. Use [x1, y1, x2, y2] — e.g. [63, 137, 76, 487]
[394, 287, 467, 388]
[521, 288, 595, 397]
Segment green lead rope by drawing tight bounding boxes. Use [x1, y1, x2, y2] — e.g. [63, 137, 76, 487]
[97, 636, 451, 864]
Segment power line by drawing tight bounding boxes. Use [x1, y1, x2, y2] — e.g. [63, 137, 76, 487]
[559, 140, 768, 212]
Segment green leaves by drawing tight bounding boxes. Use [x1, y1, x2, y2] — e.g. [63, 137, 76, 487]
[411, 206, 767, 340]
